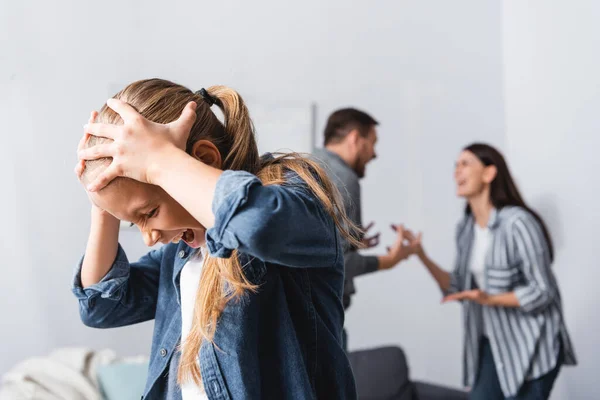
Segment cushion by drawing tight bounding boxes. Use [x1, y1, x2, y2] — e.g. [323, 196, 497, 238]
[97, 360, 148, 400]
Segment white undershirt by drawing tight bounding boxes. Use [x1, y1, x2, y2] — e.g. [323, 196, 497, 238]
[469, 224, 493, 291]
[180, 248, 209, 400]
[470, 224, 493, 338]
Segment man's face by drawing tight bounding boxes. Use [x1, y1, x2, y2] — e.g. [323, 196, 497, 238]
[352, 126, 378, 178]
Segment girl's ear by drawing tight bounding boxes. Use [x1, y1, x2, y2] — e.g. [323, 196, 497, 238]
[191, 140, 222, 169]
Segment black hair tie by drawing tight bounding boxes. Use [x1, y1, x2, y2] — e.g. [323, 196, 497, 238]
[196, 88, 216, 107]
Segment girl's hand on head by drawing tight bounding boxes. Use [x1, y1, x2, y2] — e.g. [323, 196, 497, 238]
[78, 99, 198, 192]
[74, 110, 98, 181]
[75, 111, 116, 220]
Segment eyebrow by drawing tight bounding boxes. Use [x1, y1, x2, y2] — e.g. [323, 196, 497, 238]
[127, 199, 153, 221]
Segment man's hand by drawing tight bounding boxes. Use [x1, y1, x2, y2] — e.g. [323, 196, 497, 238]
[378, 224, 421, 270]
[361, 221, 380, 249]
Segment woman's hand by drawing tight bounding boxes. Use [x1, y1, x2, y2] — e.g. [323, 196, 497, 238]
[403, 229, 425, 258]
[77, 99, 198, 191]
[443, 290, 521, 308]
[442, 289, 490, 305]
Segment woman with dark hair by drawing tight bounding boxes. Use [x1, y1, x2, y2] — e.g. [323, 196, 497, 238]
[407, 143, 577, 399]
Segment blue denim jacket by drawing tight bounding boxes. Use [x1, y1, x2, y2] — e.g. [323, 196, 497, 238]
[72, 169, 357, 400]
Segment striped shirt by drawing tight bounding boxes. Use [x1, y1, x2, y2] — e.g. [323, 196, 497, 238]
[449, 206, 577, 397]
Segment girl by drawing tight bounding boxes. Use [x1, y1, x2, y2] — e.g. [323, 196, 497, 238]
[73, 79, 358, 399]
[406, 144, 576, 400]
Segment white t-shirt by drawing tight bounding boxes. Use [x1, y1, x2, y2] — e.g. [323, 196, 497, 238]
[180, 248, 209, 400]
[470, 224, 493, 337]
[469, 224, 493, 291]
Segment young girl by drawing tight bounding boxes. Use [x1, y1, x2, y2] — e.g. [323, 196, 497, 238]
[406, 144, 576, 400]
[73, 79, 358, 399]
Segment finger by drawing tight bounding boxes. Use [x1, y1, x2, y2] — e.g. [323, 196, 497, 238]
[78, 143, 114, 161]
[442, 294, 462, 303]
[404, 230, 416, 241]
[395, 224, 405, 240]
[74, 159, 85, 177]
[87, 164, 121, 192]
[77, 111, 98, 153]
[170, 101, 198, 135]
[391, 224, 397, 232]
[364, 221, 375, 232]
[106, 98, 143, 123]
[84, 123, 120, 139]
[77, 133, 90, 153]
[365, 232, 381, 241]
[369, 237, 380, 247]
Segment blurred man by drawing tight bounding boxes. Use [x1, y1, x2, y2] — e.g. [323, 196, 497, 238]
[313, 108, 414, 349]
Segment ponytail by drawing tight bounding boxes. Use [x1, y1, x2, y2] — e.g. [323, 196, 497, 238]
[206, 86, 260, 174]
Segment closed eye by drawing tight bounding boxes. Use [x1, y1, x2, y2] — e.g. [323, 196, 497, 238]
[147, 207, 159, 219]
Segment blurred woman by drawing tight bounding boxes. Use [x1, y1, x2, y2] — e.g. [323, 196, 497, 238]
[407, 143, 576, 400]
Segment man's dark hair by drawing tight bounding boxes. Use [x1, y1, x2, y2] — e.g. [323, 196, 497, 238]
[323, 108, 378, 146]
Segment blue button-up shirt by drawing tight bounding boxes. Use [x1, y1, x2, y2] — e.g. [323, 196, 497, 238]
[72, 169, 357, 400]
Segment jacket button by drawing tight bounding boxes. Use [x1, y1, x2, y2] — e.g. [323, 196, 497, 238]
[160, 348, 167, 357]
[178, 250, 186, 258]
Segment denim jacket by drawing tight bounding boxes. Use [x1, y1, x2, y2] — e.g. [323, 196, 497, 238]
[72, 169, 357, 400]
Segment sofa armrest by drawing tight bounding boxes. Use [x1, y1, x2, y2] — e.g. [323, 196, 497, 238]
[348, 346, 414, 400]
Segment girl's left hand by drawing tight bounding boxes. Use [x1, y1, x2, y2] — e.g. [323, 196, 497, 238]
[78, 98, 198, 191]
[442, 289, 490, 305]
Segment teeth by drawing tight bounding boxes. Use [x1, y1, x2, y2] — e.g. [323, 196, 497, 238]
[171, 232, 184, 244]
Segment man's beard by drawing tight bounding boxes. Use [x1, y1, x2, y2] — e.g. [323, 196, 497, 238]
[353, 159, 366, 179]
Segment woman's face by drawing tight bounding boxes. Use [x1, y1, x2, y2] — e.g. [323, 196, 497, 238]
[89, 179, 205, 248]
[454, 150, 493, 199]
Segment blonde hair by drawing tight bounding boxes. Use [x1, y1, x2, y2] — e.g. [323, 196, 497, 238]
[81, 79, 360, 387]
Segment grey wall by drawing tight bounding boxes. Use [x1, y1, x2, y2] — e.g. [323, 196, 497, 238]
[1, 0, 505, 392]
[502, 2, 600, 398]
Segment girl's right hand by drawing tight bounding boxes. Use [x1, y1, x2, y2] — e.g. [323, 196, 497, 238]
[75, 111, 116, 220]
[74, 110, 98, 183]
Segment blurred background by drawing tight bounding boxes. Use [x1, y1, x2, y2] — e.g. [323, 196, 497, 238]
[0, 1, 597, 399]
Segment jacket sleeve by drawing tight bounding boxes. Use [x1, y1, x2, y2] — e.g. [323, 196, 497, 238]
[445, 218, 471, 295]
[344, 251, 379, 280]
[512, 214, 556, 313]
[71, 244, 164, 328]
[206, 170, 340, 268]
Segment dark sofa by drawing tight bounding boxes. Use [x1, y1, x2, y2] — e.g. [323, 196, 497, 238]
[348, 346, 469, 400]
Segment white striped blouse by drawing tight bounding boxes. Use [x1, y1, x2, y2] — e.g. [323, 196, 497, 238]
[449, 206, 577, 397]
